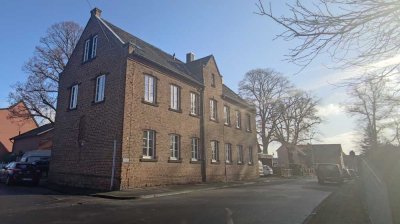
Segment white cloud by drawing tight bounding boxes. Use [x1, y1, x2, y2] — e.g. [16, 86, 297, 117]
[318, 131, 361, 154]
[316, 103, 344, 117]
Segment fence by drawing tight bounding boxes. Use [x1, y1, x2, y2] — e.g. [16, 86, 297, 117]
[359, 159, 393, 224]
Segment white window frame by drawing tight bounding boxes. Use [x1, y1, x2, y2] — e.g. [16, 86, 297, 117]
[225, 143, 232, 163]
[144, 75, 156, 103]
[91, 35, 98, 58]
[236, 111, 241, 128]
[95, 75, 106, 102]
[169, 134, 180, 160]
[211, 141, 219, 162]
[248, 146, 254, 164]
[224, 106, 230, 125]
[83, 39, 90, 62]
[210, 99, 217, 120]
[246, 114, 252, 131]
[143, 130, 155, 159]
[69, 84, 78, 109]
[237, 145, 243, 164]
[190, 92, 199, 116]
[170, 85, 180, 110]
[191, 138, 199, 161]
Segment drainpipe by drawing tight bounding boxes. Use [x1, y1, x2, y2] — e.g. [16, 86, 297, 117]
[110, 139, 117, 190]
[200, 87, 207, 182]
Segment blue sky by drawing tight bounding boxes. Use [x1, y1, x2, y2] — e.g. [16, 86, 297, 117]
[0, 0, 366, 154]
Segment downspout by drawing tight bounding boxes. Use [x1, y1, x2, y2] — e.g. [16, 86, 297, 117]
[200, 86, 207, 182]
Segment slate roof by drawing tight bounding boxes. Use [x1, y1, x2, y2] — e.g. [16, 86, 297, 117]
[222, 84, 253, 108]
[10, 123, 54, 141]
[98, 16, 252, 108]
[101, 19, 203, 84]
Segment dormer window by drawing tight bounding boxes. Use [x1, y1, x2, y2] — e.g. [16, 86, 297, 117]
[83, 35, 98, 62]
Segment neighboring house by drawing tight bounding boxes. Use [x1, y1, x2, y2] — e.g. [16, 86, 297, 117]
[50, 8, 258, 190]
[0, 101, 38, 160]
[10, 123, 54, 155]
[277, 144, 345, 169]
[277, 144, 313, 168]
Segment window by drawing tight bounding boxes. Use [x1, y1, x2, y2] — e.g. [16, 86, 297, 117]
[210, 99, 217, 120]
[211, 74, 215, 87]
[237, 145, 243, 164]
[91, 35, 98, 58]
[248, 146, 254, 164]
[143, 130, 155, 159]
[190, 92, 200, 116]
[191, 138, 200, 161]
[69, 84, 78, 109]
[169, 134, 180, 160]
[83, 39, 90, 62]
[225, 143, 232, 163]
[236, 111, 241, 128]
[83, 35, 98, 62]
[246, 114, 252, 131]
[170, 85, 180, 110]
[224, 106, 230, 125]
[144, 75, 156, 103]
[211, 141, 219, 162]
[94, 75, 106, 102]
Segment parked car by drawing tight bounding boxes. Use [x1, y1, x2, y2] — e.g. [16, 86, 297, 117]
[0, 162, 41, 186]
[258, 161, 274, 176]
[316, 163, 343, 184]
[32, 159, 50, 177]
[20, 150, 51, 163]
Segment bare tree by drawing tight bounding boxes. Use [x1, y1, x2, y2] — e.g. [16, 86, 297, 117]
[274, 90, 321, 164]
[256, 0, 400, 69]
[239, 69, 292, 154]
[345, 74, 400, 151]
[9, 21, 83, 124]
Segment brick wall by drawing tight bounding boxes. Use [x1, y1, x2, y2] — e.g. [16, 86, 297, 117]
[49, 15, 127, 190]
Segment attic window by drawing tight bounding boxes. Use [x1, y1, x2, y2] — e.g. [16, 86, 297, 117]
[83, 35, 98, 62]
[211, 74, 216, 87]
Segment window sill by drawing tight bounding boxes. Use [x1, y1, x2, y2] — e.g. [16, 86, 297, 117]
[141, 100, 159, 107]
[211, 161, 220, 165]
[225, 161, 233, 165]
[168, 159, 182, 163]
[224, 123, 231, 127]
[237, 162, 244, 165]
[168, 108, 182, 113]
[235, 127, 241, 130]
[139, 158, 158, 162]
[81, 56, 97, 64]
[92, 99, 105, 105]
[248, 162, 254, 166]
[189, 113, 200, 118]
[66, 107, 78, 112]
[209, 119, 219, 123]
[246, 130, 252, 133]
[190, 160, 202, 164]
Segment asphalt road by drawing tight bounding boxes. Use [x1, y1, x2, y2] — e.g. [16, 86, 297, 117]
[0, 178, 339, 224]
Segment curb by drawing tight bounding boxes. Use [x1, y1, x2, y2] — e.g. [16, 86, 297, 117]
[92, 178, 290, 200]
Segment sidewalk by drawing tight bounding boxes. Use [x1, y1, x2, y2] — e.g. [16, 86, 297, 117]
[304, 180, 371, 224]
[92, 176, 287, 200]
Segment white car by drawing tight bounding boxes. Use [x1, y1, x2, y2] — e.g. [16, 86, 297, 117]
[259, 161, 273, 176]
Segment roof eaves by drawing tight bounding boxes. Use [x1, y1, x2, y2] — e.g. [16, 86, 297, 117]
[96, 16, 125, 44]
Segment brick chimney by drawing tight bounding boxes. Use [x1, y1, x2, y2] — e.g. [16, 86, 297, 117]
[186, 52, 195, 63]
[91, 8, 102, 17]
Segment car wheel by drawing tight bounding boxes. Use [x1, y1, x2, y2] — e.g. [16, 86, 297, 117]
[5, 176, 13, 186]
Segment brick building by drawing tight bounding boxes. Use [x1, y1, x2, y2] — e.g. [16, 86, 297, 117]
[0, 101, 38, 160]
[49, 8, 258, 190]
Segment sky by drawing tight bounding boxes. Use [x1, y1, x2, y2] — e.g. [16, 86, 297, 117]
[0, 0, 380, 155]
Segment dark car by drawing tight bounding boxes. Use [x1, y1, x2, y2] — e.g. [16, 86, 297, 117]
[32, 159, 50, 177]
[0, 162, 41, 186]
[316, 163, 343, 184]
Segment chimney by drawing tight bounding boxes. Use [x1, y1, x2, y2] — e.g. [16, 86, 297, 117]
[91, 8, 102, 17]
[186, 52, 195, 63]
